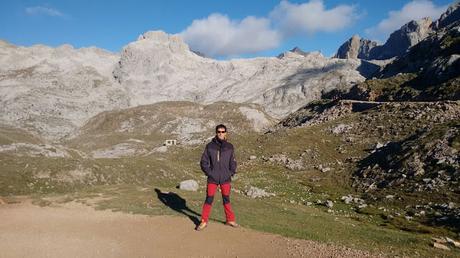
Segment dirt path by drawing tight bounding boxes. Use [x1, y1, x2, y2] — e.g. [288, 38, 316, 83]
[0, 199, 381, 258]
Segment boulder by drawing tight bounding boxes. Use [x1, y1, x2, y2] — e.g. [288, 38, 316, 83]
[178, 179, 199, 191]
[245, 186, 275, 198]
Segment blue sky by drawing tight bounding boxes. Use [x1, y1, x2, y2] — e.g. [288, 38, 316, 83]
[0, 0, 455, 59]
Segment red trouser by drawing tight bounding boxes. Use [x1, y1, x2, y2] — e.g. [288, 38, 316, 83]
[200, 182, 235, 223]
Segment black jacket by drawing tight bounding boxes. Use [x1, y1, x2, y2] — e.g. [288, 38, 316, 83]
[200, 136, 237, 184]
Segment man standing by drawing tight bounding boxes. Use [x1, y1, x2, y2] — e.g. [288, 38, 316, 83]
[196, 124, 239, 231]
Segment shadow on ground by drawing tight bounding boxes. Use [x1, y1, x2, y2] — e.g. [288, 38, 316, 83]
[154, 188, 202, 226]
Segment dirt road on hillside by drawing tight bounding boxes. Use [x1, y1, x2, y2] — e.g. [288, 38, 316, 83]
[0, 199, 381, 258]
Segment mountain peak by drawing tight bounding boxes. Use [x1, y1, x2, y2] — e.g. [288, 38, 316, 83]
[136, 30, 188, 48]
[0, 39, 15, 48]
[336, 15, 435, 60]
[138, 30, 170, 41]
[128, 30, 191, 57]
[290, 46, 312, 56]
[434, 1, 460, 29]
[290, 46, 303, 52]
[373, 16, 433, 60]
[334, 35, 378, 59]
[399, 17, 432, 33]
[277, 46, 321, 59]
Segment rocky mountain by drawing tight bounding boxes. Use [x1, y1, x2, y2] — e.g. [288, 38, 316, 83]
[271, 2, 460, 232]
[0, 31, 368, 142]
[335, 17, 434, 60]
[434, 1, 460, 29]
[335, 35, 378, 60]
[336, 2, 460, 62]
[277, 46, 310, 58]
[376, 17, 460, 82]
[371, 17, 434, 60]
[331, 2, 460, 102]
[13, 3, 456, 143]
[0, 40, 128, 141]
[113, 31, 365, 118]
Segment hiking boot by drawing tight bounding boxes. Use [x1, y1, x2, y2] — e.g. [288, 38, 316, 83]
[196, 221, 207, 231]
[225, 221, 239, 228]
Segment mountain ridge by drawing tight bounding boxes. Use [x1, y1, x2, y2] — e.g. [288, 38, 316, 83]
[335, 2, 460, 61]
[0, 31, 365, 141]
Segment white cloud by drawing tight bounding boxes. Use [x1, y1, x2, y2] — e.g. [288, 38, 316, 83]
[180, 13, 281, 57]
[25, 6, 65, 17]
[270, 0, 359, 37]
[180, 0, 359, 57]
[365, 0, 448, 40]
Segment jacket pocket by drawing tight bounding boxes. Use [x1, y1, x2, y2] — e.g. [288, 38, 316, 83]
[208, 167, 218, 182]
[221, 167, 231, 182]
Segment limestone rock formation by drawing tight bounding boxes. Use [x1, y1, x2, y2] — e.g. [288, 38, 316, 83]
[113, 30, 365, 119]
[0, 40, 127, 141]
[334, 35, 378, 59]
[370, 17, 434, 60]
[433, 2, 460, 29]
[336, 17, 434, 60]
[0, 31, 366, 141]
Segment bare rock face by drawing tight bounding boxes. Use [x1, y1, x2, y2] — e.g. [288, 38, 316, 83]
[113, 30, 365, 119]
[337, 2, 460, 62]
[334, 35, 378, 59]
[336, 17, 434, 61]
[371, 17, 434, 60]
[0, 30, 365, 141]
[434, 2, 460, 29]
[375, 7, 460, 94]
[0, 41, 128, 141]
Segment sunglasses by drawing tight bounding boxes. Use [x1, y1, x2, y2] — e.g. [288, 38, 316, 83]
[217, 130, 226, 134]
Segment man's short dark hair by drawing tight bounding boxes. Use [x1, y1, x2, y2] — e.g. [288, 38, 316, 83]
[215, 124, 227, 133]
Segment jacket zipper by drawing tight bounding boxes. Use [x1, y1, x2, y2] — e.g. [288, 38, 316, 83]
[216, 142, 222, 183]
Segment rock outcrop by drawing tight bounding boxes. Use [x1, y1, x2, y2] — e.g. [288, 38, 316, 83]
[370, 17, 434, 60]
[335, 35, 378, 59]
[434, 2, 460, 29]
[336, 17, 434, 60]
[336, 3, 460, 62]
[333, 3, 460, 102]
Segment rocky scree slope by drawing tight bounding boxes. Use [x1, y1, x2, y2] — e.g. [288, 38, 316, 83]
[271, 3, 460, 232]
[63, 101, 276, 158]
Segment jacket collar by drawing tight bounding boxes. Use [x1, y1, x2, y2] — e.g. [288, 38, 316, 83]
[212, 135, 225, 146]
